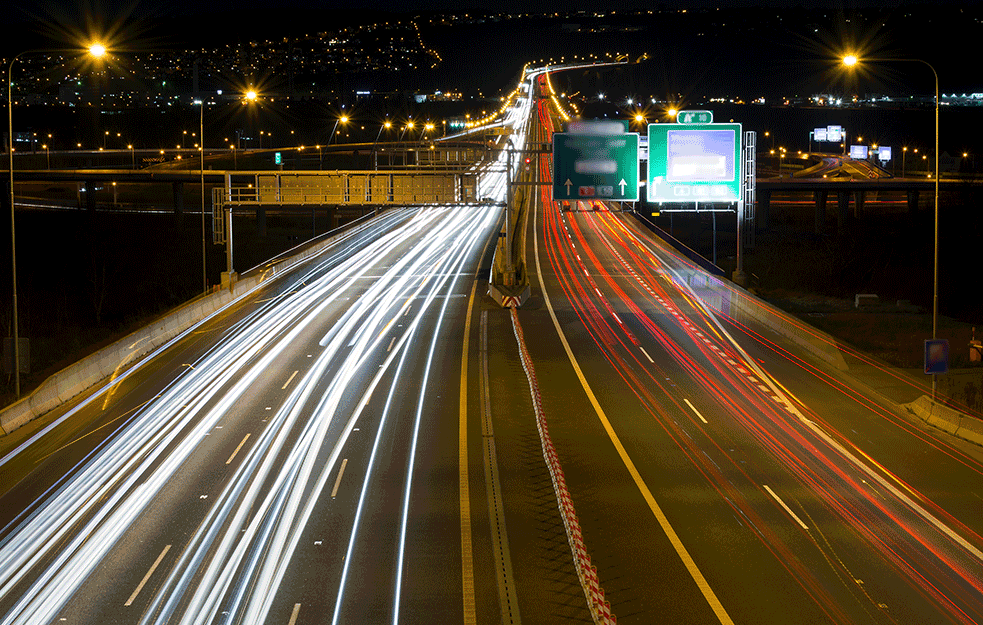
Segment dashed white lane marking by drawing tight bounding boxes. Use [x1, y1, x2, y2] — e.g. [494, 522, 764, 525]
[281, 370, 299, 390]
[684, 398, 709, 424]
[763, 485, 809, 530]
[639, 346, 655, 363]
[125, 544, 171, 606]
[287, 603, 302, 625]
[226, 433, 251, 465]
[331, 458, 349, 498]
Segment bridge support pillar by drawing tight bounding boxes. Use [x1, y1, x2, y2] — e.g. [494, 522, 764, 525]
[907, 189, 920, 214]
[327, 206, 337, 230]
[813, 190, 828, 234]
[854, 190, 866, 218]
[836, 191, 851, 232]
[172, 182, 184, 223]
[85, 180, 98, 214]
[256, 207, 266, 238]
[758, 189, 771, 230]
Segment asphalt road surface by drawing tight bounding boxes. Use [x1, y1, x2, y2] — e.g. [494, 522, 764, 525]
[513, 71, 983, 624]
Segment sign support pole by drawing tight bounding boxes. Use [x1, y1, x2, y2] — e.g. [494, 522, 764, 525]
[733, 198, 746, 286]
[506, 138, 514, 286]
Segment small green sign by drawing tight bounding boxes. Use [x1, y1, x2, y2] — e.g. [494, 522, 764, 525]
[274, 151, 282, 165]
[677, 110, 713, 124]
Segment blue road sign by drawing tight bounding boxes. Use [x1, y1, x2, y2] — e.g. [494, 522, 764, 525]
[924, 339, 950, 374]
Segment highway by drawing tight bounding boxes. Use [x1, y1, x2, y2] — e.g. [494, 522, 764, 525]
[0, 199, 504, 623]
[1, 61, 982, 625]
[513, 69, 983, 624]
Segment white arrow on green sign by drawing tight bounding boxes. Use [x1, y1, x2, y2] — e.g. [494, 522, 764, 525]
[552, 132, 639, 202]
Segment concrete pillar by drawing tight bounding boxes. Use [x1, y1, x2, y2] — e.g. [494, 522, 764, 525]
[813, 190, 828, 234]
[172, 181, 184, 217]
[907, 189, 920, 214]
[837, 191, 850, 231]
[256, 207, 267, 238]
[758, 189, 771, 230]
[85, 180, 97, 214]
[326, 206, 337, 230]
[854, 190, 866, 218]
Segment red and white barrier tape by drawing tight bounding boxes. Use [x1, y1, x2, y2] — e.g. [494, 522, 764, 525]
[509, 307, 616, 625]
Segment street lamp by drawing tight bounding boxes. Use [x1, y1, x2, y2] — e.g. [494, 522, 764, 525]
[421, 122, 435, 145]
[328, 115, 348, 145]
[374, 120, 392, 144]
[8, 42, 106, 397]
[399, 120, 414, 142]
[842, 53, 941, 396]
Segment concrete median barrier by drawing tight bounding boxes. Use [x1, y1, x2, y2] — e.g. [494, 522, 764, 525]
[903, 395, 983, 447]
[0, 210, 387, 438]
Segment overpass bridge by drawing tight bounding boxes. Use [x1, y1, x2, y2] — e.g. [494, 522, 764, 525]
[756, 176, 946, 233]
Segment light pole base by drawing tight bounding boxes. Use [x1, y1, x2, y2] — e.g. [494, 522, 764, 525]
[221, 271, 238, 292]
[731, 270, 748, 288]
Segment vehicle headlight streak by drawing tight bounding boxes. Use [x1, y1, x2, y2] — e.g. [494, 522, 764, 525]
[0, 204, 497, 625]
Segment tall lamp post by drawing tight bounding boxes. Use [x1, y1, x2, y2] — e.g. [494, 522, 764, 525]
[843, 53, 940, 397]
[328, 116, 348, 145]
[195, 98, 207, 294]
[8, 43, 106, 398]
[373, 121, 391, 170]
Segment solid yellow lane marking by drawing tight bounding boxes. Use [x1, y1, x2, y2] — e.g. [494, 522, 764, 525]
[459, 279, 478, 625]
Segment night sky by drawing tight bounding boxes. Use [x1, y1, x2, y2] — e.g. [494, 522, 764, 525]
[1, 0, 977, 98]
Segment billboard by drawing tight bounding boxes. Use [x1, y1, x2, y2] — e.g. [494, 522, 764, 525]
[878, 146, 892, 161]
[826, 125, 843, 142]
[647, 123, 742, 202]
[850, 145, 869, 159]
[813, 128, 828, 141]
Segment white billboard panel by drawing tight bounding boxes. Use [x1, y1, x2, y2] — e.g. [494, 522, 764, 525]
[850, 145, 869, 159]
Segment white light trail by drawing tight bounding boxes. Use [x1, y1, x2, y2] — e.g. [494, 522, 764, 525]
[0, 204, 498, 625]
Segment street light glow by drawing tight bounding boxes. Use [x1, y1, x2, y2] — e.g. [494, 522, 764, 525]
[88, 43, 107, 58]
[842, 55, 858, 67]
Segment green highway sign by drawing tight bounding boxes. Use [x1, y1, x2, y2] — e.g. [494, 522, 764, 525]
[552, 132, 639, 202]
[677, 110, 713, 124]
[647, 122, 742, 203]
